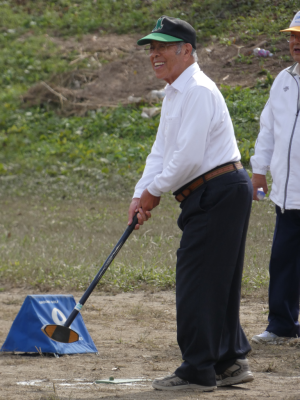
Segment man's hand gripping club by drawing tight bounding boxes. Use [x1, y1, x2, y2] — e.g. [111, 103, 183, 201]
[128, 189, 161, 230]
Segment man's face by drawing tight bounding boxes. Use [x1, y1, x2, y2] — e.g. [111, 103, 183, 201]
[289, 32, 300, 63]
[149, 40, 192, 84]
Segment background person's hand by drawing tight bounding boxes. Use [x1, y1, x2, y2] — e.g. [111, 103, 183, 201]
[252, 173, 268, 201]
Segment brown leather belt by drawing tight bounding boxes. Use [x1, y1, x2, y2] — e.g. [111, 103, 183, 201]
[174, 161, 243, 203]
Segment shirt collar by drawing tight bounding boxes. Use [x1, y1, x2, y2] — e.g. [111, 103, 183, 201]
[288, 62, 300, 76]
[165, 62, 201, 94]
[295, 63, 300, 76]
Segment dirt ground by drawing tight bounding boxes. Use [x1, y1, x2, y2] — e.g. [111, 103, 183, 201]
[23, 33, 292, 114]
[1, 289, 300, 400]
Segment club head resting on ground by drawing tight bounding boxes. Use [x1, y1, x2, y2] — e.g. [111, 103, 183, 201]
[41, 324, 79, 343]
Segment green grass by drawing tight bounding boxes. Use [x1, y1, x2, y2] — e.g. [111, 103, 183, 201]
[0, 85, 269, 191]
[243, 199, 275, 291]
[0, 192, 274, 293]
[1, 104, 158, 177]
[0, 194, 180, 292]
[1, 0, 297, 39]
[222, 85, 270, 162]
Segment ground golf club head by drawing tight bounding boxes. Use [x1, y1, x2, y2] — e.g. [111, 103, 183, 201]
[41, 324, 79, 343]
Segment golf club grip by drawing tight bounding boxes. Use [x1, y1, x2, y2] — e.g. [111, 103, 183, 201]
[64, 214, 138, 328]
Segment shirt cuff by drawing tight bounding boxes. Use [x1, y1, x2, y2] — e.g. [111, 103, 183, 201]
[133, 189, 143, 199]
[147, 182, 163, 197]
[252, 167, 268, 175]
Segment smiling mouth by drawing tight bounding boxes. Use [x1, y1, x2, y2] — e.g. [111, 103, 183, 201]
[154, 62, 165, 68]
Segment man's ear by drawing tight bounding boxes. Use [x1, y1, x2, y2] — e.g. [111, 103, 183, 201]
[184, 43, 193, 57]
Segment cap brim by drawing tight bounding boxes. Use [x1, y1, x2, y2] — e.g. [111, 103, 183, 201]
[137, 33, 183, 46]
[280, 26, 300, 32]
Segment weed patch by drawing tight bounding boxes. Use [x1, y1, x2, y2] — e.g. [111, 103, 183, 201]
[0, 194, 274, 293]
[1, 85, 269, 186]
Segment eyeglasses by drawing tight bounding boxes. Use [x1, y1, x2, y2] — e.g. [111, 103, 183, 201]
[144, 43, 178, 56]
[287, 33, 300, 43]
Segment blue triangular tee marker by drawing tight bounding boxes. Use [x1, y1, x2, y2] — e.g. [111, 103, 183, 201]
[1, 294, 97, 355]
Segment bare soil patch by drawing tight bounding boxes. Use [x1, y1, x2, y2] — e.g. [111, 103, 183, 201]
[23, 33, 292, 115]
[1, 289, 300, 400]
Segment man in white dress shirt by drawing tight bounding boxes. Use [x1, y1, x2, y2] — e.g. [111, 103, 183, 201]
[128, 16, 254, 391]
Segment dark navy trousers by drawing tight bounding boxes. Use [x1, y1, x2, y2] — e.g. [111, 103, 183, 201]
[174, 168, 252, 386]
[267, 206, 300, 338]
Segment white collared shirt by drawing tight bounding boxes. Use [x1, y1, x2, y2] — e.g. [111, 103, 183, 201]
[133, 63, 240, 198]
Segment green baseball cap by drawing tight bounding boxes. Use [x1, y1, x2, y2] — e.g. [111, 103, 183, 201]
[137, 15, 196, 50]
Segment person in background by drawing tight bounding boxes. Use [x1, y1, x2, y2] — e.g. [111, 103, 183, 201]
[251, 11, 300, 344]
[128, 15, 254, 391]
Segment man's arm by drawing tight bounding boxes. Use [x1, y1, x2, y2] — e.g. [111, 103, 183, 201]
[250, 98, 274, 201]
[128, 105, 166, 228]
[133, 116, 165, 199]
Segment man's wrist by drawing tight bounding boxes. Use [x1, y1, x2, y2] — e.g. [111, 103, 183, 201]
[252, 169, 267, 176]
[147, 183, 162, 197]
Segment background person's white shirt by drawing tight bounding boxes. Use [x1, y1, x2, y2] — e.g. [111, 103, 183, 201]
[134, 63, 240, 198]
[250, 64, 300, 210]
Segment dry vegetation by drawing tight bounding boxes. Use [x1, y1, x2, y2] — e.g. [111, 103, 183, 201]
[0, 190, 275, 294]
[22, 34, 292, 115]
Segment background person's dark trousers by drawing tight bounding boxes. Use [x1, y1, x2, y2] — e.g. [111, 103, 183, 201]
[267, 206, 300, 338]
[174, 168, 252, 387]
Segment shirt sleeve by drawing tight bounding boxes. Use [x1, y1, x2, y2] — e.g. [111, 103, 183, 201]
[133, 117, 165, 198]
[250, 97, 275, 175]
[147, 86, 215, 196]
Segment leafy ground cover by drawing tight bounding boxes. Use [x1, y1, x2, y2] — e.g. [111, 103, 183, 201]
[1, 0, 298, 39]
[1, 85, 269, 184]
[0, 0, 295, 181]
[1, 103, 158, 178]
